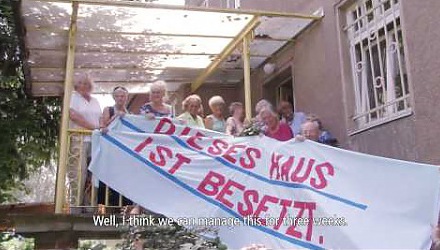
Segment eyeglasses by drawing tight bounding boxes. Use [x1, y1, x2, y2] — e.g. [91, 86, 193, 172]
[113, 86, 128, 92]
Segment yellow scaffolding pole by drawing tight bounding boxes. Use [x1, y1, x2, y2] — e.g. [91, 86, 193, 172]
[243, 33, 252, 121]
[27, 27, 294, 42]
[33, 0, 322, 20]
[191, 16, 260, 92]
[27, 47, 271, 58]
[55, 2, 79, 214]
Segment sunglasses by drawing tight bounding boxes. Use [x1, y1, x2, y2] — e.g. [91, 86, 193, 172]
[113, 86, 128, 92]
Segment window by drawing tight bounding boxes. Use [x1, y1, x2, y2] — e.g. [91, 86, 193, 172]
[345, 0, 410, 128]
[201, 0, 241, 9]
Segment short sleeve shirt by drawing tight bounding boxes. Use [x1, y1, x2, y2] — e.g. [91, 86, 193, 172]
[266, 123, 293, 141]
[69, 91, 102, 130]
[177, 112, 205, 128]
[281, 112, 307, 136]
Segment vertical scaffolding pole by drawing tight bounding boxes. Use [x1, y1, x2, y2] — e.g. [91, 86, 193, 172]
[242, 33, 252, 120]
[55, 2, 79, 213]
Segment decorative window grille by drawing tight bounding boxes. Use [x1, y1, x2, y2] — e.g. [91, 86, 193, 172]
[344, 0, 410, 128]
[202, 0, 240, 8]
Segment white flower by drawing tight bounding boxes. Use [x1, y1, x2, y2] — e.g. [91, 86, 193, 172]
[240, 243, 269, 250]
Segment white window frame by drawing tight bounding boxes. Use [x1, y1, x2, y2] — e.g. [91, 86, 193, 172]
[344, 0, 411, 132]
[202, 0, 241, 9]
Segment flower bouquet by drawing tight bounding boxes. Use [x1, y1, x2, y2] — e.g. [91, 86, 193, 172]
[238, 119, 264, 137]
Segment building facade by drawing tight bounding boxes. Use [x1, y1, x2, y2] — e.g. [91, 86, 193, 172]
[180, 0, 440, 164]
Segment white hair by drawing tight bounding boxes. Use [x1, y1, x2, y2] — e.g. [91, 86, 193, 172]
[74, 73, 93, 89]
[301, 120, 320, 130]
[259, 107, 277, 118]
[255, 99, 273, 113]
[182, 94, 202, 111]
[208, 95, 225, 108]
[150, 80, 167, 93]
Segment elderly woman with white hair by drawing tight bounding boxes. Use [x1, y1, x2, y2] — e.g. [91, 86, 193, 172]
[177, 94, 205, 128]
[255, 99, 273, 114]
[139, 81, 172, 118]
[248, 99, 274, 132]
[260, 107, 293, 141]
[70, 75, 102, 131]
[204, 95, 226, 133]
[100, 86, 129, 130]
[68, 74, 102, 213]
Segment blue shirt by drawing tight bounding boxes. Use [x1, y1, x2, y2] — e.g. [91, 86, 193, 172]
[206, 114, 226, 133]
[282, 112, 306, 136]
[319, 130, 339, 147]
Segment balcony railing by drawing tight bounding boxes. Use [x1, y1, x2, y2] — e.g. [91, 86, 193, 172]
[61, 129, 126, 214]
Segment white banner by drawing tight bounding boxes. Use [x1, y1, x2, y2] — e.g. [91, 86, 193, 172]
[89, 115, 440, 249]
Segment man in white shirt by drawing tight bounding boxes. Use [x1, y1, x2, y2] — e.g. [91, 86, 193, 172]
[67, 75, 102, 213]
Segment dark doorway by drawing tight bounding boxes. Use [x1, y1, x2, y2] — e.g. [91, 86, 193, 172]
[263, 67, 294, 110]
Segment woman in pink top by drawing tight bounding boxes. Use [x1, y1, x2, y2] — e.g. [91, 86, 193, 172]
[260, 108, 293, 141]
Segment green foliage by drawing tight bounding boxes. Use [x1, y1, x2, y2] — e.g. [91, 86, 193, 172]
[117, 208, 227, 250]
[0, 231, 34, 250]
[78, 240, 111, 250]
[0, 0, 61, 203]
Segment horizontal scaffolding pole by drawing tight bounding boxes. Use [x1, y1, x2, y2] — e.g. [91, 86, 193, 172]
[31, 66, 171, 71]
[28, 47, 271, 58]
[26, 27, 294, 42]
[28, 0, 322, 20]
[31, 67, 245, 73]
[33, 79, 242, 84]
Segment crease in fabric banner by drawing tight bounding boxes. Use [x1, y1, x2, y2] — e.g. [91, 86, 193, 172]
[89, 115, 440, 249]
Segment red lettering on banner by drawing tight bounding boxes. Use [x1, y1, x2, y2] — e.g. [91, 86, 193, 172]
[149, 146, 172, 166]
[207, 139, 228, 155]
[154, 118, 175, 135]
[196, 171, 324, 244]
[216, 180, 245, 209]
[270, 154, 282, 180]
[187, 132, 205, 150]
[180, 127, 192, 136]
[222, 144, 246, 164]
[168, 153, 191, 174]
[150, 118, 337, 192]
[238, 190, 259, 216]
[291, 158, 314, 183]
[197, 171, 225, 196]
[137, 143, 191, 174]
[206, 141, 261, 170]
[239, 147, 261, 169]
[311, 162, 334, 189]
[269, 153, 334, 190]
[280, 156, 294, 181]
[285, 201, 316, 241]
[134, 137, 153, 153]
[273, 199, 293, 230]
[253, 195, 280, 226]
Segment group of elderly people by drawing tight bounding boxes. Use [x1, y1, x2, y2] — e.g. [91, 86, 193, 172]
[174, 94, 246, 136]
[68, 76, 337, 212]
[251, 99, 338, 145]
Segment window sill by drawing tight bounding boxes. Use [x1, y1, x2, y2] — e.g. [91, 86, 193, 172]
[348, 109, 413, 136]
